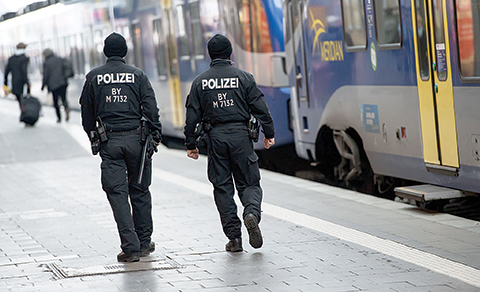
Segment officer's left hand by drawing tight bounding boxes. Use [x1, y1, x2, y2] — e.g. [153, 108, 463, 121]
[187, 149, 199, 160]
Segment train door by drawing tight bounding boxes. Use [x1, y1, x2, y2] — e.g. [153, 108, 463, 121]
[412, 0, 459, 174]
[286, 0, 310, 132]
[163, 0, 183, 127]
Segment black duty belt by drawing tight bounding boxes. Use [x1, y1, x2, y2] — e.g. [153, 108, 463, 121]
[213, 122, 247, 128]
[108, 127, 141, 136]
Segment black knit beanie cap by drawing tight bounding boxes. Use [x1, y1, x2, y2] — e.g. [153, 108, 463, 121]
[208, 34, 232, 60]
[103, 32, 128, 58]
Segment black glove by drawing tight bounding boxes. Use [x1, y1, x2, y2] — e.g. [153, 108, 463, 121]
[146, 136, 158, 158]
[151, 130, 162, 143]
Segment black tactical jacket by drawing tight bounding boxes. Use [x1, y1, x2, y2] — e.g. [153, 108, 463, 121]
[80, 57, 162, 135]
[184, 59, 274, 150]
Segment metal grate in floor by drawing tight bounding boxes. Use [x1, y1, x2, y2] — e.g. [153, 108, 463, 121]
[44, 257, 183, 279]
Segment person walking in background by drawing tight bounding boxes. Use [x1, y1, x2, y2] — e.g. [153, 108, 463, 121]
[80, 32, 162, 262]
[41, 48, 73, 123]
[184, 34, 275, 252]
[3, 42, 30, 108]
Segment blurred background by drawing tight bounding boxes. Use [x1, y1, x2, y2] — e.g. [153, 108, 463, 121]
[0, 1, 34, 15]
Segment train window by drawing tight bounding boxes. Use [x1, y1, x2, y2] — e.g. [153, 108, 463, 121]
[176, 4, 190, 59]
[222, 4, 230, 33]
[190, 2, 204, 58]
[236, 0, 273, 53]
[373, 0, 402, 48]
[289, 1, 299, 34]
[153, 18, 168, 79]
[131, 22, 144, 70]
[0, 48, 6, 73]
[414, 0, 430, 81]
[431, 0, 447, 81]
[455, 0, 480, 78]
[341, 0, 367, 50]
[28, 43, 41, 77]
[82, 33, 93, 72]
[73, 34, 85, 75]
[59, 37, 67, 57]
[93, 30, 104, 68]
[284, 2, 293, 44]
[66, 36, 75, 74]
[65, 37, 72, 58]
[118, 26, 134, 66]
[230, 6, 240, 48]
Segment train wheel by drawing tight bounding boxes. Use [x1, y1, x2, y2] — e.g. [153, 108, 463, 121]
[330, 129, 374, 191]
[332, 130, 364, 184]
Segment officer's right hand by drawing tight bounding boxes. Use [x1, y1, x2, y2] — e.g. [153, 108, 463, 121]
[187, 148, 199, 160]
[264, 138, 275, 149]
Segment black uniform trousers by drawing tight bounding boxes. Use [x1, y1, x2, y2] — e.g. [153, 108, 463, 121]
[99, 130, 153, 254]
[207, 123, 262, 240]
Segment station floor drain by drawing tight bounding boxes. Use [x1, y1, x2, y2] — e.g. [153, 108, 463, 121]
[45, 258, 183, 279]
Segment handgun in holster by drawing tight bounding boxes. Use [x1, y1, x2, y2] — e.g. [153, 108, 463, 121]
[96, 117, 108, 143]
[248, 115, 260, 142]
[194, 121, 211, 153]
[89, 130, 100, 155]
[89, 117, 109, 155]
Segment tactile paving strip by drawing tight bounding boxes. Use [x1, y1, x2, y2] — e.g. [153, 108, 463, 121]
[44, 257, 183, 279]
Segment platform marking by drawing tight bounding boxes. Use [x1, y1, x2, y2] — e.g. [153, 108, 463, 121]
[153, 168, 480, 288]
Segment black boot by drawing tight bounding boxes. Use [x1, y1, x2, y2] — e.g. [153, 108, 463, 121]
[244, 214, 263, 249]
[225, 237, 243, 252]
[139, 241, 155, 257]
[117, 251, 140, 262]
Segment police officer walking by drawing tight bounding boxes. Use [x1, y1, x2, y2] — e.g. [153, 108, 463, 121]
[80, 32, 162, 262]
[184, 34, 275, 252]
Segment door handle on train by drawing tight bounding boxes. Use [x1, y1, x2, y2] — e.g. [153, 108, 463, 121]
[432, 62, 436, 71]
[434, 84, 438, 93]
[296, 73, 303, 80]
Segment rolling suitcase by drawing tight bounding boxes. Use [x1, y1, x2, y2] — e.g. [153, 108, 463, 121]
[20, 94, 41, 126]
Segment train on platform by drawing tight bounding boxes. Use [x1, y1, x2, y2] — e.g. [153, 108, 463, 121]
[283, 0, 480, 203]
[0, 0, 293, 150]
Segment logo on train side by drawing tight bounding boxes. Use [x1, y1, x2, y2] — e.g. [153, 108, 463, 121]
[309, 9, 344, 61]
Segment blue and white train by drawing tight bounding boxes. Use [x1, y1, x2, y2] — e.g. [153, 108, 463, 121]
[0, 0, 293, 149]
[283, 0, 480, 199]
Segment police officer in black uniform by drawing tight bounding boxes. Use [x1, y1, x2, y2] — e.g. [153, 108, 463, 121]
[184, 34, 275, 252]
[80, 32, 162, 262]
